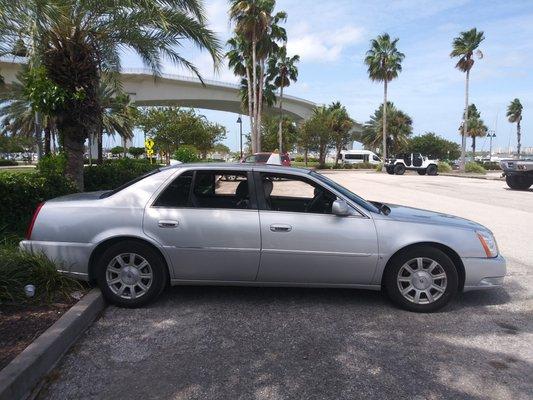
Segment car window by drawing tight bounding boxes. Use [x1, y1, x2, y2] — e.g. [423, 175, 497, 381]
[244, 155, 256, 163]
[256, 154, 270, 163]
[192, 171, 251, 209]
[259, 173, 337, 214]
[153, 171, 193, 207]
[154, 170, 252, 209]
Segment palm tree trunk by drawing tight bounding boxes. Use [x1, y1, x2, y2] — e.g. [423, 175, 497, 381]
[257, 60, 265, 152]
[461, 70, 470, 172]
[34, 111, 43, 161]
[516, 119, 521, 159]
[63, 128, 85, 191]
[304, 147, 308, 167]
[278, 83, 284, 154]
[251, 38, 258, 153]
[472, 136, 476, 159]
[44, 123, 51, 156]
[245, 65, 255, 155]
[97, 129, 103, 164]
[381, 80, 388, 172]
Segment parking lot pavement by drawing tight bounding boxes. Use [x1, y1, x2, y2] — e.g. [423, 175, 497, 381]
[39, 172, 532, 400]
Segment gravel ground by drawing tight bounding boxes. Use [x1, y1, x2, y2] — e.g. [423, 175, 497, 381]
[39, 172, 533, 400]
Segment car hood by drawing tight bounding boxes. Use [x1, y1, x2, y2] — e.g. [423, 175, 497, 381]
[377, 203, 487, 231]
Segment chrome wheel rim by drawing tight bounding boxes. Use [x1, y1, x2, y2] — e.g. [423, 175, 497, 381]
[106, 253, 153, 300]
[397, 257, 447, 304]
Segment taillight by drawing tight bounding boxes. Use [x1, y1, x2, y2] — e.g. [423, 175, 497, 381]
[26, 202, 44, 240]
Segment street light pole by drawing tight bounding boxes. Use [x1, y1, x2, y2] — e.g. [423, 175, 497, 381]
[487, 130, 496, 161]
[237, 115, 243, 159]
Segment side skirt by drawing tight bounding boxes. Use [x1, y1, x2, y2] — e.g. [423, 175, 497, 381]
[169, 279, 381, 291]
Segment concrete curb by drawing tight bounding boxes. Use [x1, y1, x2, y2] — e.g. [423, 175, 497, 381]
[0, 289, 105, 400]
[439, 172, 504, 181]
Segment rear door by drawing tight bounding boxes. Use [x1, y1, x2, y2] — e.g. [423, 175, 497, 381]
[143, 169, 261, 281]
[255, 171, 379, 285]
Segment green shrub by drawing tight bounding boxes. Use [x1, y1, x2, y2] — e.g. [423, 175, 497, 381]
[0, 244, 83, 304]
[375, 162, 384, 172]
[0, 159, 17, 166]
[437, 161, 452, 173]
[479, 161, 501, 171]
[294, 155, 318, 163]
[174, 145, 200, 163]
[0, 171, 76, 236]
[465, 161, 486, 174]
[84, 158, 159, 191]
[37, 153, 67, 175]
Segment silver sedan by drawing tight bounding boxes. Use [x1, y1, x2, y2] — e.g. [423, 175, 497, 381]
[20, 164, 506, 312]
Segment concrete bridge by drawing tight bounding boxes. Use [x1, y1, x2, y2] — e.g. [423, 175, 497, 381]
[0, 59, 316, 120]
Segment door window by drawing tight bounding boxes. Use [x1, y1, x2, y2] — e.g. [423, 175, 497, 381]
[259, 173, 337, 214]
[154, 170, 252, 209]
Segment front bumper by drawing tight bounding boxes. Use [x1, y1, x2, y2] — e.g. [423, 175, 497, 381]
[19, 240, 91, 281]
[462, 254, 506, 292]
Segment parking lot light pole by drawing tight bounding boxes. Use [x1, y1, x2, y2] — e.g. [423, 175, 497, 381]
[487, 130, 496, 161]
[237, 115, 243, 159]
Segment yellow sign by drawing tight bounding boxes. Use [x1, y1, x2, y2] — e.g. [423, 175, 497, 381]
[144, 138, 155, 150]
[146, 149, 154, 156]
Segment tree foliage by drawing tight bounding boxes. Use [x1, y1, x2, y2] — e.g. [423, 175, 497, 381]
[408, 132, 461, 161]
[260, 115, 298, 152]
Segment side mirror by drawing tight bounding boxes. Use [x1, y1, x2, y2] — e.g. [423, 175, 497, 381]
[332, 199, 350, 216]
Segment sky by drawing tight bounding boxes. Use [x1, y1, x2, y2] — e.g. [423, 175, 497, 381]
[121, 0, 533, 154]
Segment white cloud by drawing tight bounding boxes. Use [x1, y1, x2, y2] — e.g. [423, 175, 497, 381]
[287, 24, 364, 62]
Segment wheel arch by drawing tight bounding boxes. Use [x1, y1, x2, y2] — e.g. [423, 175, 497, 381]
[380, 242, 465, 291]
[88, 236, 172, 284]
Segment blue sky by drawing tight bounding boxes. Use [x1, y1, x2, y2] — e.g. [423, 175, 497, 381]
[122, 0, 533, 154]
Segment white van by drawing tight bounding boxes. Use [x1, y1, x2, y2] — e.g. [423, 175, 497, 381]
[340, 150, 382, 165]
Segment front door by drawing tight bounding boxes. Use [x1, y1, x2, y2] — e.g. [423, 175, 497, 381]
[143, 169, 261, 281]
[255, 172, 379, 285]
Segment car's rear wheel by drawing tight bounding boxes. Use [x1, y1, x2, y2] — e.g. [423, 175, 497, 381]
[394, 164, 406, 175]
[506, 175, 532, 190]
[417, 169, 427, 175]
[383, 247, 458, 312]
[96, 241, 168, 308]
[386, 166, 395, 175]
[427, 164, 438, 175]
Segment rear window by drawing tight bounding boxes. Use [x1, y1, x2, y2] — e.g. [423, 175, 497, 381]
[99, 168, 162, 198]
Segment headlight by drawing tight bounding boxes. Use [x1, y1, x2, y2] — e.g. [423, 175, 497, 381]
[476, 231, 498, 258]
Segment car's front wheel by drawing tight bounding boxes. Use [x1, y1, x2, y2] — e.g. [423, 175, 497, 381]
[394, 164, 406, 175]
[96, 241, 168, 308]
[383, 247, 458, 312]
[505, 175, 532, 190]
[427, 164, 438, 175]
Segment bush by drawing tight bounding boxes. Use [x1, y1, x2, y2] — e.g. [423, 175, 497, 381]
[0, 171, 76, 236]
[294, 155, 318, 163]
[479, 161, 501, 171]
[0, 159, 17, 166]
[84, 158, 160, 191]
[174, 145, 200, 163]
[0, 244, 82, 304]
[465, 161, 486, 174]
[37, 153, 67, 175]
[375, 162, 384, 172]
[437, 161, 452, 173]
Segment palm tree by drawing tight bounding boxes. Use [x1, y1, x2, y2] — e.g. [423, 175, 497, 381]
[361, 102, 413, 156]
[463, 104, 487, 159]
[364, 33, 405, 170]
[450, 28, 485, 172]
[267, 45, 299, 153]
[506, 98, 523, 158]
[0, 0, 221, 190]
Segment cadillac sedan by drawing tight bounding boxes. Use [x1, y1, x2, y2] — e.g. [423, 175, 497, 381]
[20, 164, 506, 312]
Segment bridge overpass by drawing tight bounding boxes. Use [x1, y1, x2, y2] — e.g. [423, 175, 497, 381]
[0, 59, 316, 121]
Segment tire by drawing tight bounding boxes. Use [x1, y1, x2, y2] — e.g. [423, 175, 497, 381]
[417, 169, 427, 175]
[394, 164, 406, 175]
[383, 246, 458, 313]
[427, 164, 438, 175]
[506, 175, 532, 190]
[96, 240, 168, 308]
[386, 166, 395, 175]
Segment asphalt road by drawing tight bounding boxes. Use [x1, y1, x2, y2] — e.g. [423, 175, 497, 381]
[39, 171, 533, 400]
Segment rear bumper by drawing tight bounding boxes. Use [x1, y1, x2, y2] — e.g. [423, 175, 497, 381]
[462, 254, 506, 292]
[19, 240, 91, 281]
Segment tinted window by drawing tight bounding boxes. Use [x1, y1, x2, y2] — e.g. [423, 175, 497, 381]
[100, 168, 162, 198]
[192, 171, 251, 209]
[344, 154, 364, 160]
[153, 171, 193, 207]
[260, 173, 337, 214]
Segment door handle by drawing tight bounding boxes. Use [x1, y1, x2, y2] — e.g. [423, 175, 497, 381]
[270, 224, 292, 232]
[158, 220, 179, 228]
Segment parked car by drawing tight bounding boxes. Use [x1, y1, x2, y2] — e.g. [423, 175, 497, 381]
[385, 153, 439, 175]
[242, 152, 291, 166]
[340, 150, 382, 165]
[20, 164, 505, 312]
[500, 158, 533, 190]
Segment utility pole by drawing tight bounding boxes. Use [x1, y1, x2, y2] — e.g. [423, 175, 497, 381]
[237, 115, 243, 159]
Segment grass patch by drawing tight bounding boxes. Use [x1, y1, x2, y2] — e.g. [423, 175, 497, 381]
[0, 244, 83, 304]
[465, 161, 487, 174]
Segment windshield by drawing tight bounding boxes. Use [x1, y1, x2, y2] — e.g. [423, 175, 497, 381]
[310, 171, 380, 213]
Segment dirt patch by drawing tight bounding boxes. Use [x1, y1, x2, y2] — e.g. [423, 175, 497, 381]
[0, 301, 76, 370]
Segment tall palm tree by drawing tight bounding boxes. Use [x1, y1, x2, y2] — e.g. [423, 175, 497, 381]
[364, 33, 404, 171]
[506, 98, 523, 158]
[267, 45, 299, 153]
[0, 0, 221, 190]
[450, 28, 485, 172]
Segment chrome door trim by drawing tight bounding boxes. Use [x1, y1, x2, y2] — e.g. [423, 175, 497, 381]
[261, 248, 373, 257]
